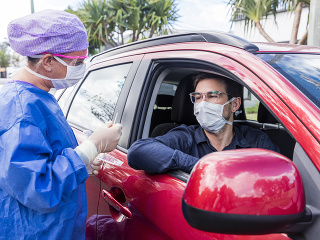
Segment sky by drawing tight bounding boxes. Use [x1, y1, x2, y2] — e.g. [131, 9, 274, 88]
[0, 0, 233, 43]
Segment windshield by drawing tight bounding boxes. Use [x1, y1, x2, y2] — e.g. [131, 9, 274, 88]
[256, 53, 320, 109]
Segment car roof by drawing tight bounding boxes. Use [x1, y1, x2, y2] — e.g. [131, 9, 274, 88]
[90, 31, 259, 62]
[90, 31, 320, 62]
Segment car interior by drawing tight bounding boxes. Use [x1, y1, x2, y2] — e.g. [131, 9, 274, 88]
[145, 67, 296, 161]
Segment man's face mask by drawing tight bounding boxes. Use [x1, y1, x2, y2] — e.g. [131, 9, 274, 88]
[193, 98, 235, 134]
[25, 52, 87, 90]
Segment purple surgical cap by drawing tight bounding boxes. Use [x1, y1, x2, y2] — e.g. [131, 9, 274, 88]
[7, 9, 89, 56]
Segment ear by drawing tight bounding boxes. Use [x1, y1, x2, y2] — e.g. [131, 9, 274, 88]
[41, 54, 54, 72]
[231, 97, 241, 113]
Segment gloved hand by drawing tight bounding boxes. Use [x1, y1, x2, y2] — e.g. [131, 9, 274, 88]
[87, 158, 103, 176]
[75, 121, 122, 167]
[88, 121, 122, 153]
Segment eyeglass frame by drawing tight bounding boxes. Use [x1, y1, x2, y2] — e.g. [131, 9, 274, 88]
[29, 51, 87, 66]
[189, 91, 231, 104]
[42, 51, 88, 60]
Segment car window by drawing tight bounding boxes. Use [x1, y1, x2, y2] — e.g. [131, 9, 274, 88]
[257, 53, 320, 110]
[56, 86, 75, 109]
[157, 82, 177, 96]
[243, 87, 260, 121]
[153, 82, 176, 110]
[67, 63, 132, 131]
[149, 82, 177, 134]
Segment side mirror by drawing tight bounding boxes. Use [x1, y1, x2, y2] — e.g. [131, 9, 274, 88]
[182, 149, 306, 235]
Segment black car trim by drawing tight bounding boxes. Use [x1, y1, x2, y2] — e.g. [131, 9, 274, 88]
[167, 170, 190, 183]
[182, 198, 307, 235]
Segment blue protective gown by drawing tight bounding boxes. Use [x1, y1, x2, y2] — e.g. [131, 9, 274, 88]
[0, 81, 89, 240]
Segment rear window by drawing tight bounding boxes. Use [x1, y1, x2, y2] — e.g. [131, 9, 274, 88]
[257, 53, 320, 109]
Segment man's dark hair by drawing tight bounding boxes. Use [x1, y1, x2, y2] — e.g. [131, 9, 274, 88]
[193, 72, 243, 100]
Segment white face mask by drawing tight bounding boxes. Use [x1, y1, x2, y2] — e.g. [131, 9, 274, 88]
[194, 97, 235, 133]
[24, 56, 86, 90]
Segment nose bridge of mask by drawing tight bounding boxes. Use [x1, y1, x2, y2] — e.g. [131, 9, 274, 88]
[194, 97, 236, 117]
[195, 100, 224, 115]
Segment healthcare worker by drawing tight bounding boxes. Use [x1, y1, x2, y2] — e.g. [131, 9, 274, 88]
[0, 9, 122, 239]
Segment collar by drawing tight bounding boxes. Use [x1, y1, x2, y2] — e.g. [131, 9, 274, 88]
[195, 124, 251, 148]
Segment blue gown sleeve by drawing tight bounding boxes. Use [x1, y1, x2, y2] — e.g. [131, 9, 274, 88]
[0, 120, 88, 213]
[128, 126, 199, 174]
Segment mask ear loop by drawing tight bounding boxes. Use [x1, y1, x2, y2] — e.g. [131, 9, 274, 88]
[224, 97, 236, 106]
[34, 58, 43, 72]
[52, 56, 69, 66]
[53, 55, 80, 67]
[28, 54, 54, 72]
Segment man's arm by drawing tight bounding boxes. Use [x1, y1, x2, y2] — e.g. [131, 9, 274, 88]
[127, 125, 200, 174]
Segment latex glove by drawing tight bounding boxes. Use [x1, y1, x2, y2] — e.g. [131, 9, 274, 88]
[75, 121, 122, 166]
[89, 121, 122, 153]
[86, 158, 103, 176]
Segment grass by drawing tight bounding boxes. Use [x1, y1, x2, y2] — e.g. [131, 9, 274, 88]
[245, 103, 259, 121]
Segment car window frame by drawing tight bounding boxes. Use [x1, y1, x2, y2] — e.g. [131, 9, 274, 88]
[126, 58, 244, 148]
[62, 55, 144, 149]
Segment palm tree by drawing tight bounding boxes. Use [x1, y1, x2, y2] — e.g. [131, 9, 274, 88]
[124, 0, 150, 42]
[147, 0, 179, 38]
[67, 0, 118, 51]
[108, 0, 129, 45]
[228, 0, 278, 42]
[66, 0, 179, 50]
[283, 0, 310, 44]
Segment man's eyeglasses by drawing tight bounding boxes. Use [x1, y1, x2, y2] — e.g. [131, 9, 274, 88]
[189, 91, 230, 104]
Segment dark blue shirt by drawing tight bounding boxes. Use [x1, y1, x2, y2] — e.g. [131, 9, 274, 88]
[128, 124, 280, 174]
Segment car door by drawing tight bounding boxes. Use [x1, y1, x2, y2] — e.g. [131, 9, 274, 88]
[61, 54, 143, 238]
[84, 48, 294, 239]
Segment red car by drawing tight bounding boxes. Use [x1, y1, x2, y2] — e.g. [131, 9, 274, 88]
[56, 32, 320, 240]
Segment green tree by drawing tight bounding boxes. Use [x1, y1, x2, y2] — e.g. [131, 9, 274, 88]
[66, 0, 118, 54]
[108, 0, 129, 45]
[66, 0, 179, 52]
[283, 0, 310, 44]
[0, 42, 10, 68]
[147, 0, 179, 38]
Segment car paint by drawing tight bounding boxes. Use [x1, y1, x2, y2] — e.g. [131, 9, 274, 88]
[59, 41, 320, 239]
[184, 149, 305, 215]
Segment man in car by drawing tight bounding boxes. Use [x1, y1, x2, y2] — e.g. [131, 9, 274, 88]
[127, 72, 279, 174]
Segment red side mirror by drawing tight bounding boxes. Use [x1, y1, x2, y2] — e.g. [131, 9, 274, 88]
[182, 149, 306, 235]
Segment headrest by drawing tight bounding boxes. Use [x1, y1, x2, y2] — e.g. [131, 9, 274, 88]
[171, 74, 198, 125]
[257, 103, 278, 124]
[155, 94, 174, 108]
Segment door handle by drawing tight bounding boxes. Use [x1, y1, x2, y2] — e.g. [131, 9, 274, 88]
[102, 189, 133, 219]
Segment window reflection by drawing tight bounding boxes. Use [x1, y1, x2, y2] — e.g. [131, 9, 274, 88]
[68, 63, 132, 131]
[257, 53, 320, 109]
